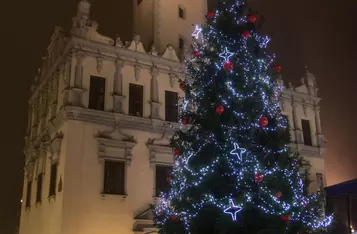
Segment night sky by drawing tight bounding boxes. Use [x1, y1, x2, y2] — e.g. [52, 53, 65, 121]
[2, 0, 357, 233]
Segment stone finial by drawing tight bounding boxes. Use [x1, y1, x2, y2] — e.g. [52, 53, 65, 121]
[133, 34, 141, 44]
[150, 44, 158, 56]
[115, 36, 123, 47]
[301, 77, 305, 85]
[77, 0, 91, 18]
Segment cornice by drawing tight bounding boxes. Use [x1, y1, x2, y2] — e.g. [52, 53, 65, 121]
[71, 37, 184, 73]
[281, 89, 321, 105]
[29, 40, 74, 102]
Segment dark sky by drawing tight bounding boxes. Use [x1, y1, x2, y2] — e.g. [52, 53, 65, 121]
[2, 0, 357, 233]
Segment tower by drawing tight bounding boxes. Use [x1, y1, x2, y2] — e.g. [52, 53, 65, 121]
[134, 0, 207, 54]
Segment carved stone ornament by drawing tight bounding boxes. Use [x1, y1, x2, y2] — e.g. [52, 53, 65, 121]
[134, 65, 141, 81]
[302, 99, 308, 117]
[96, 124, 136, 166]
[49, 132, 64, 164]
[97, 57, 103, 73]
[147, 131, 172, 167]
[169, 73, 177, 88]
[25, 161, 35, 181]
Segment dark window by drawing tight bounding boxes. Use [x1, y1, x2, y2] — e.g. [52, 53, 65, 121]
[49, 164, 58, 197]
[165, 91, 178, 122]
[36, 174, 43, 203]
[26, 181, 32, 208]
[89, 76, 106, 111]
[129, 84, 143, 117]
[155, 165, 173, 197]
[178, 6, 185, 18]
[103, 161, 125, 195]
[179, 38, 184, 50]
[301, 119, 312, 146]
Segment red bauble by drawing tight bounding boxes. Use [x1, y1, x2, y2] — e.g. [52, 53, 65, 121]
[271, 93, 277, 100]
[275, 191, 282, 199]
[182, 118, 190, 125]
[173, 148, 181, 156]
[280, 215, 291, 223]
[193, 51, 200, 57]
[247, 14, 257, 23]
[254, 173, 264, 183]
[170, 215, 178, 222]
[242, 30, 251, 38]
[224, 61, 234, 71]
[179, 82, 185, 90]
[166, 175, 172, 182]
[216, 105, 224, 115]
[272, 64, 282, 72]
[207, 11, 215, 19]
[259, 116, 269, 127]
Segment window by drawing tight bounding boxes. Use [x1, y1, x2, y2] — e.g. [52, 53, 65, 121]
[49, 163, 58, 197]
[165, 91, 178, 122]
[178, 6, 185, 19]
[103, 161, 125, 195]
[25, 181, 32, 208]
[36, 174, 43, 203]
[179, 38, 185, 50]
[89, 76, 106, 111]
[129, 84, 143, 117]
[155, 165, 173, 197]
[301, 119, 312, 146]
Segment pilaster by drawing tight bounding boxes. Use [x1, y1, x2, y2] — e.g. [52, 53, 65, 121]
[314, 106, 324, 148]
[112, 59, 125, 113]
[49, 70, 60, 120]
[67, 52, 85, 107]
[291, 99, 303, 144]
[150, 67, 161, 119]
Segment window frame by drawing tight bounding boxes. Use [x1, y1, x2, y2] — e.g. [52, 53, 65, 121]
[49, 163, 58, 197]
[25, 180, 32, 208]
[128, 83, 144, 117]
[103, 160, 126, 195]
[165, 91, 179, 122]
[88, 76, 106, 111]
[154, 164, 173, 197]
[36, 173, 43, 203]
[178, 5, 185, 19]
[301, 119, 313, 146]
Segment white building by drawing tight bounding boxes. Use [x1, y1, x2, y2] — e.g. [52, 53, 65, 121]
[19, 1, 326, 234]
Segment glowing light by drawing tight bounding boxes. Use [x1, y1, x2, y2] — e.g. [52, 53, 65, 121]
[224, 199, 242, 221]
[219, 47, 235, 62]
[230, 142, 246, 161]
[192, 25, 202, 39]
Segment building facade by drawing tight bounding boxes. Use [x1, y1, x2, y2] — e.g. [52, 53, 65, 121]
[19, 1, 326, 234]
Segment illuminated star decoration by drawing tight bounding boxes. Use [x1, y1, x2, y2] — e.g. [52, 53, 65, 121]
[219, 47, 234, 62]
[192, 25, 202, 39]
[186, 153, 194, 164]
[224, 199, 242, 221]
[230, 142, 246, 162]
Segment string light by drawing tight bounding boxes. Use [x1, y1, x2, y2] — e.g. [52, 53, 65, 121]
[154, 0, 333, 233]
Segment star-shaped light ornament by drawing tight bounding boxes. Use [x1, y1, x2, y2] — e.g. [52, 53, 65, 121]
[219, 47, 234, 63]
[230, 142, 247, 162]
[192, 25, 202, 39]
[224, 199, 242, 221]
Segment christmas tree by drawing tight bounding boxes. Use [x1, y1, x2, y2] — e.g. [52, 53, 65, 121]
[154, 0, 332, 233]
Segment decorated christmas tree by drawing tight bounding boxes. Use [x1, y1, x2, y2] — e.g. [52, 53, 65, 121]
[154, 0, 332, 233]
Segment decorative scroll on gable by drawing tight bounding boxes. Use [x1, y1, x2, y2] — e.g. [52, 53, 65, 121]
[126, 34, 147, 53]
[96, 125, 136, 166]
[133, 205, 157, 233]
[161, 44, 180, 61]
[147, 131, 173, 167]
